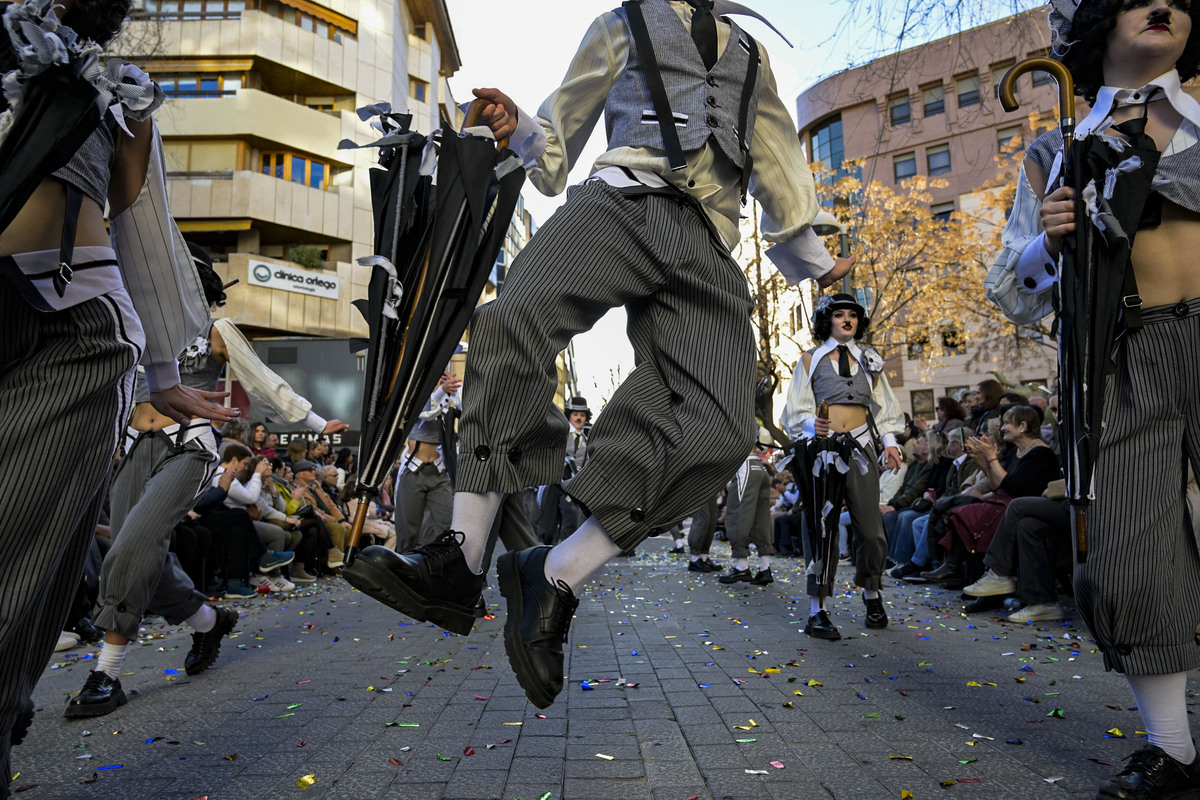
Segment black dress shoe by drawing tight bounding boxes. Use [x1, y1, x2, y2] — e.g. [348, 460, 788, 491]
[184, 605, 239, 676]
[687, 560, 708, 573]
[962, 594, 1007, 614]
[750, 568, 774, 585]
[496, 546, 578, 709]
[10, 699, 33, 746]
[718, 568, 753, 584]
[70, 616, 103, 644]
[64, 672, 127, 718]
[342, 532, 485, 636]
[670, 546, 686, 555]
[702, 559, 722, 572]
[920, 561, 961, 583]
[1098, 745, 1200, 799]
[864, 596, 888, 629]
[804, 610, 841, 640]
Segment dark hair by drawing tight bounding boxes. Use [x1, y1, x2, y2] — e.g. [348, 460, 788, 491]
[1000, 392, 1029, 405]
[190, 243, 227, 308]
[1002, 404, 1043, 438]
[813, 309, 870, 342]
[977, 378, 1004, 410]
[335, 447, 355, 471]
[220, 442, 252, 463]
[62, 0, 132, 46]
[1063, 0, 1200, 104]
[936, 396, 967, 421]
[269, 457, 284, 472]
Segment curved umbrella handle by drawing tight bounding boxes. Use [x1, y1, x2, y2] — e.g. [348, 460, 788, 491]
[464, 98, 511, 150]
[999, 57, 1076, 156]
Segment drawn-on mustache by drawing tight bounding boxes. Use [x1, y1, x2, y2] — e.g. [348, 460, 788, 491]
[1148, 9, 1171, 26]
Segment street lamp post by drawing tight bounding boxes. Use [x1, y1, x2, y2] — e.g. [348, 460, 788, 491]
[811, 210, 852, 295]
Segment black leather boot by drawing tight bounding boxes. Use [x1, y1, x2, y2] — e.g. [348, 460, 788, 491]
[497, 546, 579, 709]
[803, 610, 842, 640]
[864, 595, 888, 629]
[342, 531, 485, 636]
[184, 605, 239, 676]
[1098, 745, 1200, 799]
[64, 672, 127, 718]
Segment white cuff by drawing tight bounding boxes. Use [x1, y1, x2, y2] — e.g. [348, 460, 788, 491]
[304, 410, 327, 433]
[765, 227, 836, 285]
[1015, 232, 1059, 294]
[800, 418, 816, 440]
[510, 107, 547, 169]
[882, 433, 899, 452]
[143, 360, 182, 394]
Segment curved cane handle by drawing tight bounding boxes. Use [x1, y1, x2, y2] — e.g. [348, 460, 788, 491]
[464, 97, 510, 150]
[999, 57, 1076, 143]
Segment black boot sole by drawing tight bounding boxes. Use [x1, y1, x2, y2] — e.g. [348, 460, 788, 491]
[342, 553, 476, 636]
[63, 689, 127, 719]
[865, 617, 889, 629]
[803, 624, 842, 641]
[497, 552, 557, 710]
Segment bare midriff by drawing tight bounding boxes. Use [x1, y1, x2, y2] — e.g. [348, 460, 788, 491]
[1130, 201, 1200, 307]
[129, 402, 179, 432]
[0, 180, 110, 256]
[825, 403, 868, 433]
[408, 440, 441, 463]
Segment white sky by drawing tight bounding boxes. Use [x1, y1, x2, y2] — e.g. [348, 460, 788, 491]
[441, 0, 1026, 407]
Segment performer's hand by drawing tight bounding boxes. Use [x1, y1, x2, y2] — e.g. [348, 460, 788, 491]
[818, 256, 856, 289]
[322, 419, 349, 434]
[1040, 185, 1076, 258]
[813, 416, 831, 437]
[150, 385, 238, 424]
[884, 446, 902, 473]
[442, 373, 463, 395]
[471, 88, 518, 141]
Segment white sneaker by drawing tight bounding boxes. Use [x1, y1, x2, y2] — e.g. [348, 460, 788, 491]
[268, 574, 295, 593]
[964, 569, 1017, 597]
[54, 631, 80, 652]
[1006, 602, 1066, 623]
[248, 575, 272, 592]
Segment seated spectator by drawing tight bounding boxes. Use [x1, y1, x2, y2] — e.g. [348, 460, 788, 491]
[285, 438, 307, 466]
[1000, 391, 1029, 407]
[291, 460, 348, 570]
[218, 418, 250, 454]
[341, 484, 396, 550]
[250, 422, 276, 458]
[922, 405, 1061, 584]
[885, 431, 949, 566]
[334, 448, 356, 491]
[212, 444, 295, 580]
[966, 378, 1004, 435]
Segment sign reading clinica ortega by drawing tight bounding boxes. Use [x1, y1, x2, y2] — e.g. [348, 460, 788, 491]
[248, 259, 340, 300]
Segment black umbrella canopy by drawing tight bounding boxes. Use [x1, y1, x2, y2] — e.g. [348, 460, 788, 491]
[1057, 116, 1160, 560]
[338, 104, 525, 558]
[794, 431, 858, 600]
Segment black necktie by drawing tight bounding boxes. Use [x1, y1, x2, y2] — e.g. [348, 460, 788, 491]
[836, 345, 852, 378]
[688, 0, 718, 71]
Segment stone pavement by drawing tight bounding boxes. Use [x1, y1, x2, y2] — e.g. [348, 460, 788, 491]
[13, 538, 1199, 800]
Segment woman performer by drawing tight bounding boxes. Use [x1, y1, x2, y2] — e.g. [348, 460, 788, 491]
[986, 1, 1200, 795]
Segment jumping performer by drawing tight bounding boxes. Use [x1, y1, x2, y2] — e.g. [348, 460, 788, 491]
[781, 293, 903, 641]
[986, 1, 1200, 795]
[345, 0, 851, 708]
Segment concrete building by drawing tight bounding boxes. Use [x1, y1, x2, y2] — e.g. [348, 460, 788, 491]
[794, 8, 1061, 419]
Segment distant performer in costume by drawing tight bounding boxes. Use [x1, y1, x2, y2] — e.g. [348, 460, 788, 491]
[985, 1, 1200, 795]
[781, 293, 903, 641]
[537, 395, 591, 545]
[344, 0, 851, 709]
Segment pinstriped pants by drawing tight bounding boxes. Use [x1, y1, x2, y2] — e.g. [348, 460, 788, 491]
[97, 433, 216, 640]
[458, 181, 757, 551]
[1074, 298, 1200, 675]
[0, 284, 141, 787]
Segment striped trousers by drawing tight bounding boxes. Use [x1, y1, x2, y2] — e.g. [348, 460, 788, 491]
[458, 181, 757, 551]
[0, 284, 142, 788]
[1074, 298, 1200, 675]
[97, 432, 215, 640]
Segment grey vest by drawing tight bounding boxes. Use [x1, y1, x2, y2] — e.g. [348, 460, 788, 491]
[607, 0, 760, 171]
[810, 350, 878, 416]
[133, 326, 223, 403]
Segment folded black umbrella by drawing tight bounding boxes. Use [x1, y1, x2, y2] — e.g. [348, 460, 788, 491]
[337, 102, 525, 562]
[794, 430, 857, 602]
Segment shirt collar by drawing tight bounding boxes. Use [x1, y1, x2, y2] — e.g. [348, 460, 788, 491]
[1076, 69, 1200, 138]
[806, 337, 862, 382]
[953, 453, 970, 468]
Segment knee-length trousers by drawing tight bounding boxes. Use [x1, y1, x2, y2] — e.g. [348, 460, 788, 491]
[96, 432, 216, 640]
[0, 286, 141, 787]
[725, 463, 774, 559]
[457, 182, 757, 551]
[1073, 298, 1200, 675]
[397, 463, 452, 550]
[688, 494, 720, 556]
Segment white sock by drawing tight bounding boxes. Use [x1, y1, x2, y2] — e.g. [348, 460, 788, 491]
[1126, 672, 1197, 764]
[735, 558, 749, 572]
[451, 490, 505, 573]
[674, 538, 685, 549]
[699, 554, 709, 562]
[184, 604, 217, 633]
[863, 589, 881, 601]
[809, 597, 824, 616]
[758, 556, 770, 572]
[95, 643, 128, 679]
[543, 516, 621, 595]
[689, 555, 700, 563]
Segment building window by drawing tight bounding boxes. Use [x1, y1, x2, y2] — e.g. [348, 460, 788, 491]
[941, 326, 967, 356]
[413, 23, 427, 39]
[889, 93, 911, 125]
[907, 333, 929, 361]
[922, 83, 945, 117]
[956, 73, 981, 108]
[991, 61, 1015, 99]
[156, 71, 245, 98]
[810, 115, 844, 170]
[410, 76, 429, 104]
[893, 152, 917, 183]
[1032, 70, 1054, 87]
[260, 151, 330, 189]
[912, 389, 935, 420]
[926, 144, 951, 176]
[997, 125, 1022, 152]
[246, 0, 356, 41]
[931, 202, 955, 222]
